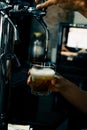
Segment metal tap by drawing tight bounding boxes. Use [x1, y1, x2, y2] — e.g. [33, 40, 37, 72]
[28, 7, 50, 62]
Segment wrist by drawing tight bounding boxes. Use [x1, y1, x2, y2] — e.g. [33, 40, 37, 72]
[58, 78, 77, 94]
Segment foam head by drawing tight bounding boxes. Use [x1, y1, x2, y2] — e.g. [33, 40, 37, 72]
[30, 67, 55, 77]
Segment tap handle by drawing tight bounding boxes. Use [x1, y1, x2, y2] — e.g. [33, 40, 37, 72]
[28, 7, 46, 17]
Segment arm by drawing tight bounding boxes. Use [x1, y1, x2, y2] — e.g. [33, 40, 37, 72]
[27, 72, 87, 113]
[50, 74, 87, 113]
[35, 0, 87, 18]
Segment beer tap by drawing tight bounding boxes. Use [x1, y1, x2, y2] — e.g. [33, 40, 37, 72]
[0, 2, 49, 130]
[28, 6, 50, 62]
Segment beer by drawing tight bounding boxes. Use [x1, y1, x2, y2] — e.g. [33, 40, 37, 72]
[30, 66, 55, 95]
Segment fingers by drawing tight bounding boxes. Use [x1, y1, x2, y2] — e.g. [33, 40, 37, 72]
[49, 73, 63, 92]
[49, 85, 59, 92]
[51, 76, 60, 86]
[36, 0, 53, 9]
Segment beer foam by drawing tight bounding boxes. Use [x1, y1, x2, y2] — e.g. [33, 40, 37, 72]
[30, 68, 55, 76]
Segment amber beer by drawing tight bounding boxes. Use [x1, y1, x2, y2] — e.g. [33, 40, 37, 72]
[30, 66, 55, 95]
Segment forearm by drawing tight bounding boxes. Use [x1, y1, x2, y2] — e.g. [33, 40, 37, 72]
[59, 0, 87, 17]
[59, 79, 87, 113]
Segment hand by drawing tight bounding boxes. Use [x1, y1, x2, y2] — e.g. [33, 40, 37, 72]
[49, 73, 68, 93]
[35, 0, 87, 18]
[35, 0, 73, 9]
[35, 0, 59, 9]
[27, 69, 67, 93]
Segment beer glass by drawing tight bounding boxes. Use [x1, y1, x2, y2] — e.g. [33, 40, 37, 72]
[30, 63, 55, 95]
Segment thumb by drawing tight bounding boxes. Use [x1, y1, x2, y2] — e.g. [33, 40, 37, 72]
[36, 0, 53, 9]
[48, 78, 60, 92]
